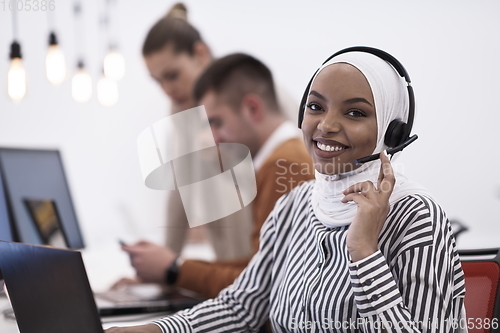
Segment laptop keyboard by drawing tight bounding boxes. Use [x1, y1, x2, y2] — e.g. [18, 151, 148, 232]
[96, 289, 148, 305]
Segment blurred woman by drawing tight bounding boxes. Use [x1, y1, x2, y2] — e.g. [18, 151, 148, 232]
[120, 4, 253, 286]
[142, 3, 212, 114]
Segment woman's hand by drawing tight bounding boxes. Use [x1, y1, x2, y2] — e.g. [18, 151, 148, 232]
[342, 151, 395, 262]
[105, 324, 162, 333]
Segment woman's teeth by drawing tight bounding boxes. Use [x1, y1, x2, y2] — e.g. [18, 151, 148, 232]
[316, 141, 347, 152]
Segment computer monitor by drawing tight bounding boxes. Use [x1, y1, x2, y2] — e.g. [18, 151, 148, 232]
[23, 198, 67, 248]
[0, 168, 13, 242]
[0, 148, 84, 249]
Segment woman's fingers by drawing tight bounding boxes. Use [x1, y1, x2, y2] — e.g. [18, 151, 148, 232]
[377, 150, 395, 198]
[341, 192, 369, 204]
[343, 181, 376, 196]
[342, 151, 395, 203]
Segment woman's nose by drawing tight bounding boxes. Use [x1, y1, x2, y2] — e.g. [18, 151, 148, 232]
[318, 111, 342, 134]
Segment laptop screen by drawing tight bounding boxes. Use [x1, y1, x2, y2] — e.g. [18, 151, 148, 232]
[0, 148, 84, 249]
[0, 169, 13, 242]
[0, 241, 103, 333]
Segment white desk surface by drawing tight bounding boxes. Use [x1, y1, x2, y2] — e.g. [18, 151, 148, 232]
[0, 297, 19, 333]
[0, 296, 170, 332]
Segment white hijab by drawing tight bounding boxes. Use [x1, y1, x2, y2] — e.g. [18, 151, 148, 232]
[309, 52, 431, 228]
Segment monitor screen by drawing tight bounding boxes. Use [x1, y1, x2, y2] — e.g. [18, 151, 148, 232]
[0, 169, 13, 242]
[0, 148, 84, 249]
[24, 199, 67, 248]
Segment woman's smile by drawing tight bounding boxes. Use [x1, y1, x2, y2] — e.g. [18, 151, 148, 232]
[313, 138, 350, 158]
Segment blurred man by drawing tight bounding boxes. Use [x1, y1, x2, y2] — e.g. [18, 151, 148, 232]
[123, 53, 314, 298]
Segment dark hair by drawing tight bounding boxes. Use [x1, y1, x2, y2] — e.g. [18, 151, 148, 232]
[142, 3, 204, 57]
[193, 53, 280, 111]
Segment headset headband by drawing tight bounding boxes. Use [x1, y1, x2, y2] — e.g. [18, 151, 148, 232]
[298, 46, 415, 145]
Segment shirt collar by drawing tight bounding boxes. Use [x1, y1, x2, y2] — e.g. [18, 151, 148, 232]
[253, 121, 302, 172]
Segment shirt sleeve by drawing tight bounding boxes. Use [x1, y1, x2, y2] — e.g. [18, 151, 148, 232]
[348, 195, 466, 333]
[151, 203, 278, 333]
[176, 258, 249, 299]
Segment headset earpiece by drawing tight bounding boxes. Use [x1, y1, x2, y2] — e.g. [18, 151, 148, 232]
[384, 119, 407, 148]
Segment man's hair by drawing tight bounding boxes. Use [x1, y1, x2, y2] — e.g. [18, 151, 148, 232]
[193, 53, 280, 112]
[142, 3, 204, 57]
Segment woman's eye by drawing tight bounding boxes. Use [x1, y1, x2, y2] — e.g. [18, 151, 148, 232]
[346, 110, 366, 117]
[307, 103, 323, 111]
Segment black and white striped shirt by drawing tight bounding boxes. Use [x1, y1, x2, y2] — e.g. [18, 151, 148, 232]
[153, 181, 466, 332]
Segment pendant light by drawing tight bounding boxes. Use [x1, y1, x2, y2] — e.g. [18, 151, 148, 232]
[45, 32, 67, 85]
[45, 9, 67, 86]
[7, 5, 27, 103]
[97, 70, 119, 106]
[72, 60, 92, 103]
[103, 48, 125, 81]
[45, 8, 66, 85]
[97, 0, 120, 106]
[71, 2, 92, 103]
[102, 0, 125, 81]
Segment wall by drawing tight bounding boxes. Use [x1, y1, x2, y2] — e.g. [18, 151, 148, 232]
[0, 0, 499, 251]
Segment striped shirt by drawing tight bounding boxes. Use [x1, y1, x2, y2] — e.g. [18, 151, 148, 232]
[153, 180, 466, 332]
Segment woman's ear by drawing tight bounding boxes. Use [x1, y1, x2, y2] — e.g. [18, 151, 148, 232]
[192, 41, 211, 66]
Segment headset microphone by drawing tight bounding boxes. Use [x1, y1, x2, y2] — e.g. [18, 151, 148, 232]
[298, 46, 418, 166]
[354, 134, 418, 165]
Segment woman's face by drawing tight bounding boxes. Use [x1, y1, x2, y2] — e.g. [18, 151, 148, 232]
[145, 42, 210, 112]
[301, 63, 378, 175]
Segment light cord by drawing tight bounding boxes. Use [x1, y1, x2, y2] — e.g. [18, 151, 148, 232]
[11, 0, 18, 41]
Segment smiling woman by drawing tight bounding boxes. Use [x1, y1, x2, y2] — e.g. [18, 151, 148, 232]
[106, 47, 466, 333]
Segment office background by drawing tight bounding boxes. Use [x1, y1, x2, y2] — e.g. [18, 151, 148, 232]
[0, 0, 499, 252]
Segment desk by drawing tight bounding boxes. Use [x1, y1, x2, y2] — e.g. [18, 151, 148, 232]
[0, 296, 18, 333]
[0, 296, 170, 332]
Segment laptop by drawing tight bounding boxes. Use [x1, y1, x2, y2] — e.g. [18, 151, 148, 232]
[95, 283, 203, 316]
[0, 148, 203, 316]
[0, 241, 204, 332]
[0, 241, 104, 333]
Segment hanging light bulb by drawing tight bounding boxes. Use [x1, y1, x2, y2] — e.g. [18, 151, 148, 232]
[7, 41, 27, 103]
[45, 32, 67, 85]
[103, 48, 125, 81]
[97, 72, 118, 106]
[71, 61, 92, 103]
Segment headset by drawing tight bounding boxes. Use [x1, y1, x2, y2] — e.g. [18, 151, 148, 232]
[297, 46, 418, 165]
